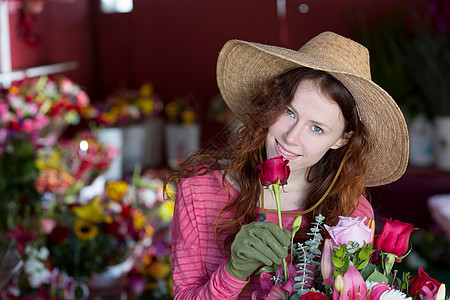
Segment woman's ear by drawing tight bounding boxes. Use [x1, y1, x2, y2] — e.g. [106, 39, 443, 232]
[331, 131, 354, 149]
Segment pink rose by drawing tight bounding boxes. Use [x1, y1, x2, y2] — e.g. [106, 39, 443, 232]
[75, 90, 90, 107]
[59, 77, 75, 93]
[257, 156, 290, 186]
[21, 118, 35, 133]
[324, 216, 373, 247]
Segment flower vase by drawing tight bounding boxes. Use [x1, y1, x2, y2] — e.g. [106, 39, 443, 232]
[408, 114, 434, 167]
[165, 123, 200, 169]
[97, 127, 123, 181]
[122, 123, 147, 174]
[143, 117, 163, 168]
[434, 116, 450, 170]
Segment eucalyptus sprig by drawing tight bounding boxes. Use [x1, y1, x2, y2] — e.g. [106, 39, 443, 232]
[292, 214, 325, 296]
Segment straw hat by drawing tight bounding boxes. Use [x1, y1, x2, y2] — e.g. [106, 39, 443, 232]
[216, 31, 409, 187]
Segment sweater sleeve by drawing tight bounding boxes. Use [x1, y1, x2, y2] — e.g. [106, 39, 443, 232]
[171, 177, 248, 299]
[351, 195, 374, 220]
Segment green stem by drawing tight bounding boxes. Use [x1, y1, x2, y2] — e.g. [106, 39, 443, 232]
[273, 180, 289, 300]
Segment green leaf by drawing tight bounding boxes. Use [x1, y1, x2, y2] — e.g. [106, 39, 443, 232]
[332, 257, 344, 268]
[360, 263, 376, 280]
[358, 248, 371, 260]
[334, 249, 344, 258]
[343, 259, 350, 273]
[256, 265, 276, 275]
[366, 268, 389, 284]
[357, 259, 370, 270]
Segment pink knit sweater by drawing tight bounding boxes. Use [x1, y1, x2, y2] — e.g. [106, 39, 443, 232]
[171, 170, 374, 299]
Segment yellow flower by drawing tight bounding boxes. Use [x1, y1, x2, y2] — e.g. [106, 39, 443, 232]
[164, 101, 180, 120]
[144, 224, 154, 237]
[132, 209, 146, 230]
[142, 255, 152, 267]
[74, 219, 99, 240]
[149, 261, 171, 279]
[180, 110, 196, 125]
[136, 97, 155, 115]
[80, 105, 98, 118]
[106, 181, 128, 202]
[159, 201, 174, 222]
[36, 148, 62, 170]
[100, 111, 119, 125]
[139, 82, 154, 97]
[72, 197, 107, 223]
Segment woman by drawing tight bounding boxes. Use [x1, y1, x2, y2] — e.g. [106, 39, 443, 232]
[166, 32, 409, 299]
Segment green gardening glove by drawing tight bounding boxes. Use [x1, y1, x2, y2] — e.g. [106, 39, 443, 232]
[225, 221, 291, 281]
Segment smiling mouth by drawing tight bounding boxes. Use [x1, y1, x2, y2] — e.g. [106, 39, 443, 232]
[276, 141, 300, 157]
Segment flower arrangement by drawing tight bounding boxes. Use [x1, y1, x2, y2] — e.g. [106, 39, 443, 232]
[1, 167, 174, 299]
[0, 75, 89, 153]
[164, 94, 202, 125]
[125, 170, 174, 299]
[0, 75, 90, 232]
[81, 82, 163, 128]
[35, 130, 118, 204]
[255, 156, 448, 300]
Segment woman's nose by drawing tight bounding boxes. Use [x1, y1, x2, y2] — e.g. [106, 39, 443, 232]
[284, 123, 302, 145]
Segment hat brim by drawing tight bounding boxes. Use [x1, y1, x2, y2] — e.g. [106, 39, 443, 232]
[217, 40, 409, 187]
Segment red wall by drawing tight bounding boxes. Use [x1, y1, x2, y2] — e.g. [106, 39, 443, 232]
[8, 0, 93, 92]
[8, 0, 429, 104]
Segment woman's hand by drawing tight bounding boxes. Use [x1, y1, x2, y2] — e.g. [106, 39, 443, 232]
[225, 221, 291, 280]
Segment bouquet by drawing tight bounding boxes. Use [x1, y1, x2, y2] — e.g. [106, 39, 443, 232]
[255, 156, 447, 300]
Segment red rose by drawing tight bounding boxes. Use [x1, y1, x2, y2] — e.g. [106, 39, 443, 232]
[301, 291, 327, 300]
[48, 226, 71, 244]
[376, 218, 417, 258]
[257, 156, 290, 186]
[409, 267, 441, 298]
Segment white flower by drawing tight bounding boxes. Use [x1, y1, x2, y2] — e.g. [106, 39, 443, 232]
[380, 288, 412, 300]
[436, 284, 446, 300]
[24, 257, 42, 274]
[37, 247, 49, 260]
[365, 280, 379, 291]
[138, 188, 157, 208]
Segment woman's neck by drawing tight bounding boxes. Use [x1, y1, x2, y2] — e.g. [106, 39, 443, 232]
[260, 170, 310, 211]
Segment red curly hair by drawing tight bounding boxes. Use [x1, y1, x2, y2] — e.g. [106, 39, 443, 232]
[165, 67, 371, 253]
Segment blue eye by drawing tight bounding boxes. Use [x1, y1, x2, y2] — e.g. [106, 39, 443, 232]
[286, 108, 295, 117]
[312, 125, 323, 133]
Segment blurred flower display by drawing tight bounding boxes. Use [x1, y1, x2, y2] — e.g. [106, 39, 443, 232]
[81, 82, 163, 128]
[0, 77, 173, 298]
[0, 75, 90, 232]
[164, 94, 202, 125]
[2, 167, 174, 299]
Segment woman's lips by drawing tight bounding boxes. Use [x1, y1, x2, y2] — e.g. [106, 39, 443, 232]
[276, 141, 300, 158]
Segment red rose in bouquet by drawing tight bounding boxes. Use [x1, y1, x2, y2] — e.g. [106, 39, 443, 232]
[301, 290, 327, 300]
[409, 267, 442, 299]
[376, 218, 417, 259]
